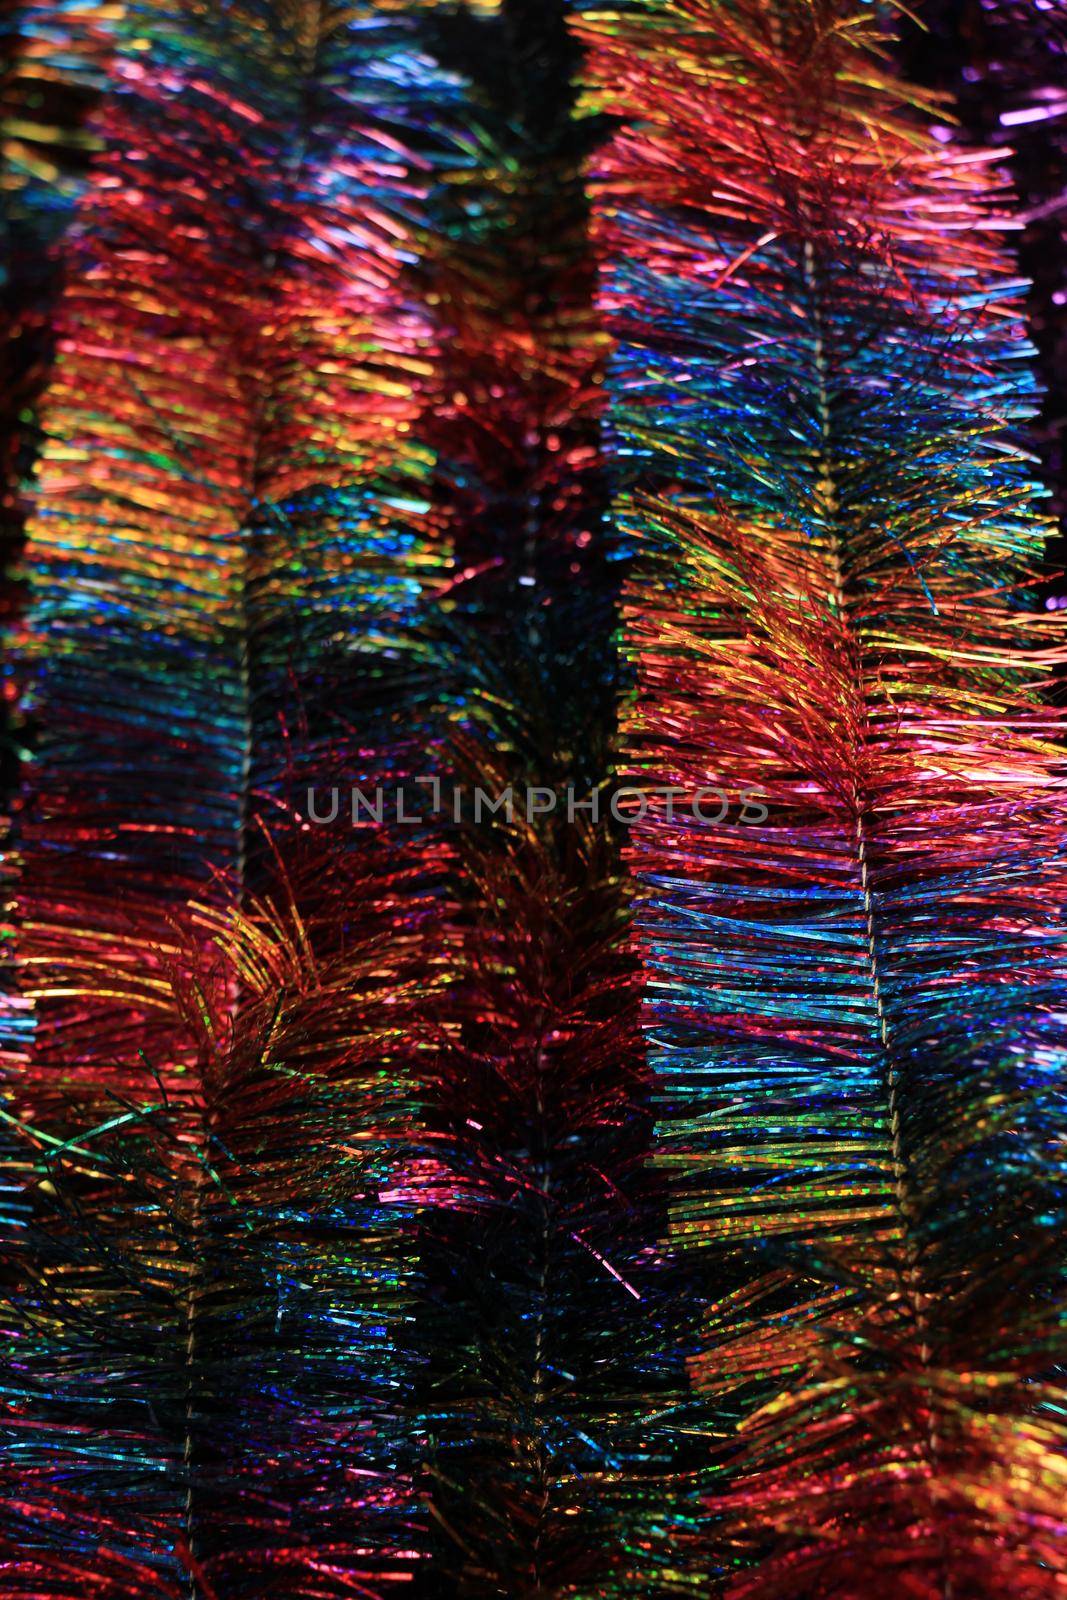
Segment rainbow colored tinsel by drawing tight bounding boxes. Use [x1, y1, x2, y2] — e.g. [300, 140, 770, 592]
[1, 2, 1065, 1597]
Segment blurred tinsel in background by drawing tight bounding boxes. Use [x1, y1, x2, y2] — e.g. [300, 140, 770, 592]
[1, 3, 1066, 1597]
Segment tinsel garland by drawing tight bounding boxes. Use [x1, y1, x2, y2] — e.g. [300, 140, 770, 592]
[410, 4, 689, 1592]
[1, 3, 462, 1592]
[577, 0, 1067, 1592]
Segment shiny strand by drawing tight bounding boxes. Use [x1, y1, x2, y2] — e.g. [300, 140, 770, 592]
[577, 0, 1067, 1592]
[2, 4, 463, 1594]
[409, 5, 689, 1593]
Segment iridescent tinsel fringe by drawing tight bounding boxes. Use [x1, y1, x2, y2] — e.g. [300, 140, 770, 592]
[2, 5, 462, 1592]
[577, 1, 1067, 1592]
